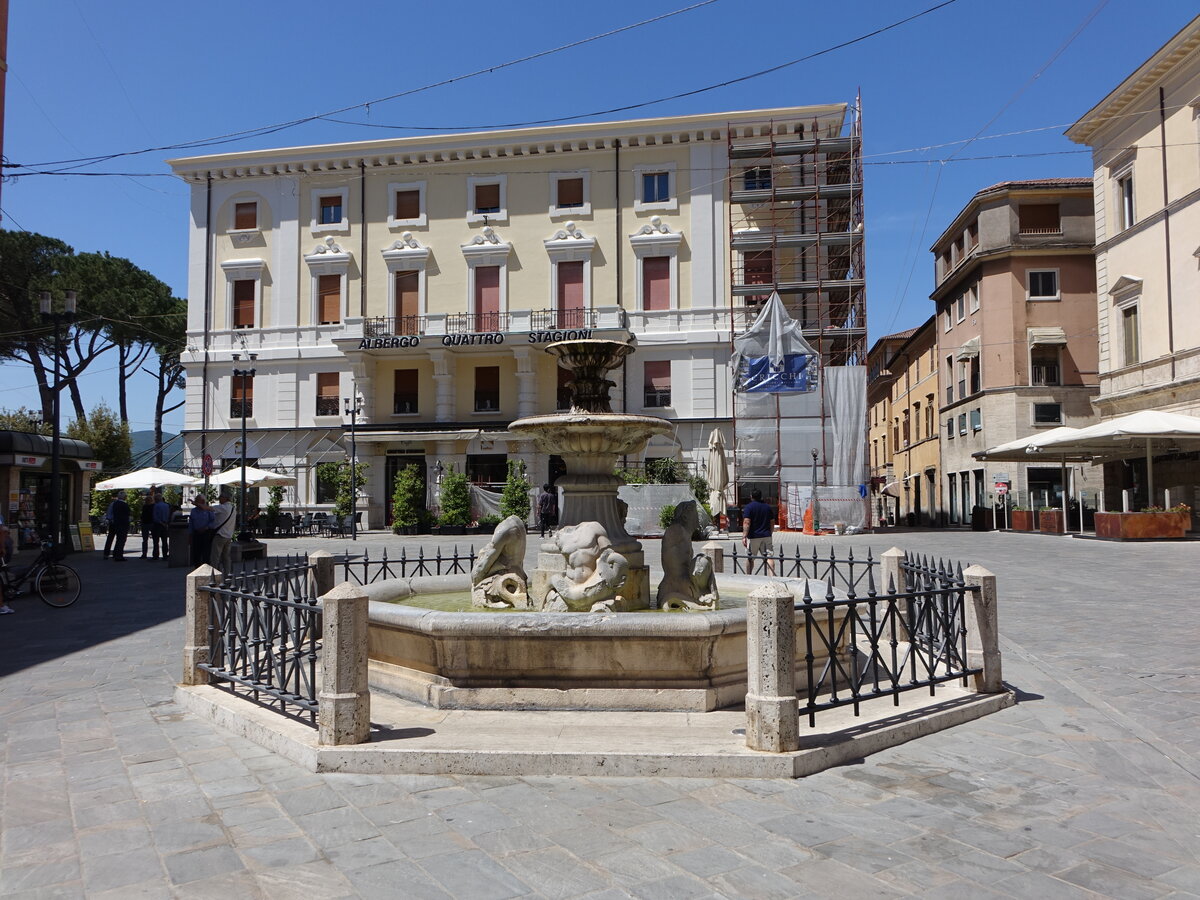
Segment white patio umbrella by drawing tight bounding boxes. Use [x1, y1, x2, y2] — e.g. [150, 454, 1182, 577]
[706, 427, 729, 521]
[94, 467, 200, 491]
[210, 466, 297, 487]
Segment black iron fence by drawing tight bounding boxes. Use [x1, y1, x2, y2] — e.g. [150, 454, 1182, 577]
[728, 545, 877, 596]
[197, 555, 321, 726]
[797, 551, 978, 727]
[336, 545, 478, 586]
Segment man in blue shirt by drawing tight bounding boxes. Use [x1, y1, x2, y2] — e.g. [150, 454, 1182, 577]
[741, 489, 776, 575]
[187, 495, 215, 568]
[150, 492, 171, 560]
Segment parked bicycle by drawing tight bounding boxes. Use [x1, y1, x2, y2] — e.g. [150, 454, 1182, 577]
[0, 542, 82, 609]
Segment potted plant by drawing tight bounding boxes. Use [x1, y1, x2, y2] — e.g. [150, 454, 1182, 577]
[1095, 503, 1191, 540]
[476, 514, 503, 535]
[390, 464, 424, 535]
[500, 460, 531, 525]
[1039, 506, 1065, 534]
[1010, 506, 1035, 531]
[436, 470, 471, 535]
[263, 485, 284, 536]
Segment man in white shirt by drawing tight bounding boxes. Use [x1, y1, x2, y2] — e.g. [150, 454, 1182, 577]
[209, 492, 237, 572]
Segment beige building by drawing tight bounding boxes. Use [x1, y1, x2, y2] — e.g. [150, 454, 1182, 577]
[866, 327, 915, 525]
[882, 317, 941, 526]
[1066, 15, 1200, 508]
[167, 104, 866, 526]
[932, 180, 1101, 521]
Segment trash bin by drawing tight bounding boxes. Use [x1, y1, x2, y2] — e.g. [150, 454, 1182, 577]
[971, 505, 994, 532]
[727, 506, 742, 533]
[168, 519, 191, 568]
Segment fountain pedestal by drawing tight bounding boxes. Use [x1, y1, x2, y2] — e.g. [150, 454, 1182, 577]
[508, 339, 671, 611]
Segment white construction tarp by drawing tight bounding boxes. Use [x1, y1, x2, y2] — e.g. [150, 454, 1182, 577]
[731, 292, 820, 394]
[618, 484, 713, 537]
[786, 484, 867, 530]
[825, 366, 867, 487]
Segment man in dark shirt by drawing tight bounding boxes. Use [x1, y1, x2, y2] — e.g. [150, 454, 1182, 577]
[151, 492, 171, 559]
[110, 492, 132, 562]
[140, 489, 155, 558]
[741, 489, 775, 575]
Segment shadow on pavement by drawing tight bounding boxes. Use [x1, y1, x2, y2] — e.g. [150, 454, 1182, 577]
[0, 549, 188, 679]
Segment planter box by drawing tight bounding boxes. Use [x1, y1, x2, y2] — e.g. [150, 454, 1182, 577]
[1010, 510, 1035, 532]
[1095, 511, 1189, 540]
[1039, 510, 1065, 534]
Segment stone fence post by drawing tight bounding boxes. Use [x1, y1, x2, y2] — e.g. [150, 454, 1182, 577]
[308, 550, 336, 599]
[318, 582, 371, 746]
[962, 565, 1002, 693]
[702, 542, 725, 574]
[182, 565, 216, 686]
[745, 582, 800, 752]
[880, 547, 905, 594]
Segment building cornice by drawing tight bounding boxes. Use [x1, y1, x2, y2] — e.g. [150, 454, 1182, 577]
[166, 104, 848, 183]
[929, 245, 1095, 302]
[929, 182, 1093, 253]
[1066, 16, 1200, 145]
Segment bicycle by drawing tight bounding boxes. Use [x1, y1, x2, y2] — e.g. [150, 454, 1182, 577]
[0, 542, 82, 609]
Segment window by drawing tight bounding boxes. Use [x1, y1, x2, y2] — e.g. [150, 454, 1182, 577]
[948, 476, 959, 524]
[556, 177, 583, 209]
[743, 250, 773, 301]
[925, 400, 934, 437]
[1018, 203, 1061, 234]
[318, 274, 341, 324]
[232, 279, 255, 329]
[642, 172, 670, 204]
[556, 366, 572, 411]
[1034, 403, 1062, 425]
[474, 183, 500, 215]
[642, 256, 670, 311]
[1031, 347, 1061, 386]
[970, 408, 982, 432]
[395, 271, 420, 334]
[1122, 304, 1140, 366]
[1028, 269, 1060, 301]
[743, 167, 771, 191]
[967, 221, 978, 249]
[231, 373, 253, 419]
[644, 361, 671, 408]
[556, 261, 585, 328]
[388, 181, 427, 228]
[233, 201, 257, 231]
[1116, 171, 1135, 231]
[946, 356, 954, 404]
[467, 176, 508, 223]
[395, 190, 420, 221]
[474, 366, 500, 412]
[315, 465, 339, 504]
[474, 265, 501, 331]
[902, 409, 911, 446]
[958, 361, 968, 400]
[319, 195, 342, 226]
[316, 373, 340, 417]
[946, 419, 955, 440]
[393, 369, 418, 415]
[969, 357, 980, 395]
[943, 308, 952, 332]
[893, 418, 899, 450]
[968, 284, 980, 312]
[958, 413, 967, 435]
[956, 294, 966, 322]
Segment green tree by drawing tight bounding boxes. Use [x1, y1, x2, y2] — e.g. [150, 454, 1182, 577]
[390, 465, 424, 532]
[0, 406, 50, 434]
[500, 459, 531, 522]
[318, 459, 370, 518]
[66, 402, 132, 472]
[437, 471, 471, 527]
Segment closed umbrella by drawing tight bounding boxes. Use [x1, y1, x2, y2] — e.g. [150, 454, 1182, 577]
[706, 428, 729, 522]
[95, 467, 199, 491]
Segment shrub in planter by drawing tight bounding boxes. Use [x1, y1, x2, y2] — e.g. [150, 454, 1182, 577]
[500, 460, 531, 523]
[390, 464, 424, 534]
[476, 514, 503, 535]
[437, 470, 471, 529]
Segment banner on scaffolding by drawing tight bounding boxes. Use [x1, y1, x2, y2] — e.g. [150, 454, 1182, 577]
[731, 291, 819, 394]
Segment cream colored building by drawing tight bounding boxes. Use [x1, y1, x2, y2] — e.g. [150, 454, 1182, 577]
[866, 327, 915, 525]
[884, 317, 942, 526]
[1066, 15, 1200, 508]
[168, 104, 866, 526]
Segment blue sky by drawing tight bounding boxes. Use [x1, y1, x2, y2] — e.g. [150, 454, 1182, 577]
[3, 0, 1195, 436]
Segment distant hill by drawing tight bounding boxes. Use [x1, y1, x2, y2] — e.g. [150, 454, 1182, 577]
[131, 430, 184, 469]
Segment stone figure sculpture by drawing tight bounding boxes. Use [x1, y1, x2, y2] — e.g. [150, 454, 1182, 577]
[544, 521, 631, 612]
[470, 515, 529, 608]
[656, 500, 719, 611]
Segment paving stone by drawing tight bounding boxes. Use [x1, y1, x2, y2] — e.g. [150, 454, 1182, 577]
[163, 845, 245, 886]
[80, 847, 165, 893]
[419, 849, 534, 899]
[497, 847, 609, 898]
[667, 845, 743, 877]
[343, 859, 452, 900]
[239, 836, 323, 868]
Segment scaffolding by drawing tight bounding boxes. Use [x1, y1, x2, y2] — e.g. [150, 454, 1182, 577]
[728, 98, 868, 526]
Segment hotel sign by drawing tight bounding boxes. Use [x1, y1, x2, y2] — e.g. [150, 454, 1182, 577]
[357, 328, 596, 351]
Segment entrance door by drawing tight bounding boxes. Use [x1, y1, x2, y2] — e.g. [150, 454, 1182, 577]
[384, 456, 427, 526]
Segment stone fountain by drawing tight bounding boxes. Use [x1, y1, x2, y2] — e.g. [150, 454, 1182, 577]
[508, 338, 673, 611]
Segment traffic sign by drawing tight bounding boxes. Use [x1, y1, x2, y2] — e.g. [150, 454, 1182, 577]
[201, 454, 214, 476]
[995, 483, 1009, 495]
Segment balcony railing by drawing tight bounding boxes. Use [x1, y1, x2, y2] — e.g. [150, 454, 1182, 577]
[315, 397, 340, 417]
[643, 389, 672, 408]
[530, 307, 599, 331]
[448, 312, 509, 334]
[230, 400, 253, 419]
[366, 315, 424, 337]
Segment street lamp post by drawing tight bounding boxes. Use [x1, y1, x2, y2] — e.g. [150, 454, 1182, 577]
[231, 352, 257, 534]
[40, 290, 77, 550]
[344, 393, 362, 540]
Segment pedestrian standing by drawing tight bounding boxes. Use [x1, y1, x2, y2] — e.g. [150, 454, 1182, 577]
[110, 492, 132, 562]
[0, 514, 12, 614]
[139, 489, 155, 558]
[209, 492, 237, 572]
[537, 483, 559, 537]
[741, 488, 775, 575]
[102, 498, 118, 558]
[151, 492, 171, 559]
[188, 495, 215, 567]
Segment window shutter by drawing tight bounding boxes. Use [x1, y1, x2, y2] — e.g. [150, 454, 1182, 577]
[557, 178, 583, 208]
[395, 190, 420, 220]
[318, 274, 341, 324]
[234, 202, 257, 230]
[556, 261, 584, 326]
[475, 183, 500, 213]
[233, 280, 255, 328]
[396, 271, 419, 331]
[643, 257, 670, 311]
[475, 266, 500, 329]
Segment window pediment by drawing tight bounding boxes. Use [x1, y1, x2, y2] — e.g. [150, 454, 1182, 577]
[381, 233, 430, 271]
[304, 236, 353, 275]
[1109, 274, 1142, 298]
[461, 226, 512, 266]
[629, 216, 683, 257]
[219, 258, 266, 280]
[544, 221, 596, 262]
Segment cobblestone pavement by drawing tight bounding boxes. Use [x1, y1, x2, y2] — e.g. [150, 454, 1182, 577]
[2, 530, 1198, 898]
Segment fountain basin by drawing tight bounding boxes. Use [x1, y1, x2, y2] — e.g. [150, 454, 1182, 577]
[365, 574, 849, 712]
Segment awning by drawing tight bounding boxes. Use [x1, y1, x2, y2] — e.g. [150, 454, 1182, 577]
[954, 336, 980, 360]
[1028, 327, 1067, 347]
